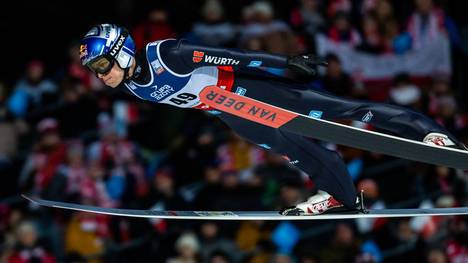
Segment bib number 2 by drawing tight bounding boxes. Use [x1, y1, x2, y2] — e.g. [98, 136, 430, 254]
[169, 93, 197, 105]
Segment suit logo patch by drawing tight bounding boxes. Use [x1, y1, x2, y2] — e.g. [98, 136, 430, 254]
[193, 51, 204, 63]
[309, 110, 323, 119]
[362, 111, 374, 123]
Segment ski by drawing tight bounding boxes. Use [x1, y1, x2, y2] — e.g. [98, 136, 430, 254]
[199, 85, 468, 169]
[23, 195, 468, 220]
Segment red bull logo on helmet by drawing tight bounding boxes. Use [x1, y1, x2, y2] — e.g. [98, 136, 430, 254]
[79, 44, 88, 59]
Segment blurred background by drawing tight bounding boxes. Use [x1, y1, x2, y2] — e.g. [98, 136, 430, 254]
[1, 0, 468, 262]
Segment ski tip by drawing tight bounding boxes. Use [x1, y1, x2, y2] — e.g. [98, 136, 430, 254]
[21, 194, 37, 203]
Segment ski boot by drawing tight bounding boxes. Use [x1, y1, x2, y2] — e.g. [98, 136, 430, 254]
[280, 190, 366, 216]
[423, 132, 468, 150]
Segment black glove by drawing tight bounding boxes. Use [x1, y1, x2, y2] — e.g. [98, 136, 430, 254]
[287, 55, 328, 76]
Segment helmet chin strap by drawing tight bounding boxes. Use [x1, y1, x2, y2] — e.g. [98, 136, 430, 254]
[124, 57, 136, 80]
[124, 67, 131, 79]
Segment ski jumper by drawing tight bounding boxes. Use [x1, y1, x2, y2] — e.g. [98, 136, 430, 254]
[121, 39, 455, 208]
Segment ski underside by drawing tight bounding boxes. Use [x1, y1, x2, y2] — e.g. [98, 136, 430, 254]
[23, 195, 468, 220]
[199, 85, 468, 169]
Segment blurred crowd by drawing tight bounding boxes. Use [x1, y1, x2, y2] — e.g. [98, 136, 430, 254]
[1, 0, 468, 262]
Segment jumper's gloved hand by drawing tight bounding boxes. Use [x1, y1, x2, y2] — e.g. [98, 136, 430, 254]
[287, 55, 328, 76]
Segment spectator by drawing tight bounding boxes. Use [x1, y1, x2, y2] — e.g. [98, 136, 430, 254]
[289, 0, 325, 51]
[385, 219, 428, 262]
[321, 222, 360, 262]
[191, 0, 236, 47]
[210, 169, 263, 211]
[208, 249, 232, 263]
[55, 77, 100, 138]
[7, 60, 57, 118]
[355, 178, 386, 234]
[357, 178, 383, 208]
[426, 76, 468, 140]
[132, 6, 176, 50]
[367, 0, 413, 54]
[359, 0, 379, 15]
[145, 166, 187, 211]
[7, 221, 55, 263]
[369, 0, 413, 54]
[357, 12, 385, 54]
[428, 75, 452, 116]
[193, 166, 223, 210]
[319, 53, 355, 97]
[87, 112, 136, 167]
[235, 220, 272, 255]
[374, 0, 394, 25]
[165, 123, 221, 187]
[429, 78, 468, 141]
[65, 212, 109, 263]
[327, 0, 352, 18]
[19, 118, 67, 199]
[80, 160, 117, 208]
[217, 131, 265, 173]
[388, 73, 422, 109]
[426, 248, 448, 263]
[423, 166, 465, 202]
[407, 0, 447, 49]
[167, 232, 200, 263]
[239, 1, 299, 56]
[446, 219, 468, 262]
[381, 18, 412, 54]
[56, 141, 87, 201]
[198, 222, 240, 262]
[0, 81, 22, 169]
[327, 11, 361, 47]
[432, 94, 468, 137]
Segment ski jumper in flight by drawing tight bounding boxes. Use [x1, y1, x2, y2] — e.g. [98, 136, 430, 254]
[80, 24, 464, 215]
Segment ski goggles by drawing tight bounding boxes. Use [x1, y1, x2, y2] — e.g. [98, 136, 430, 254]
[86, 55, 115, 75]
[86, 29, 129, 75]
